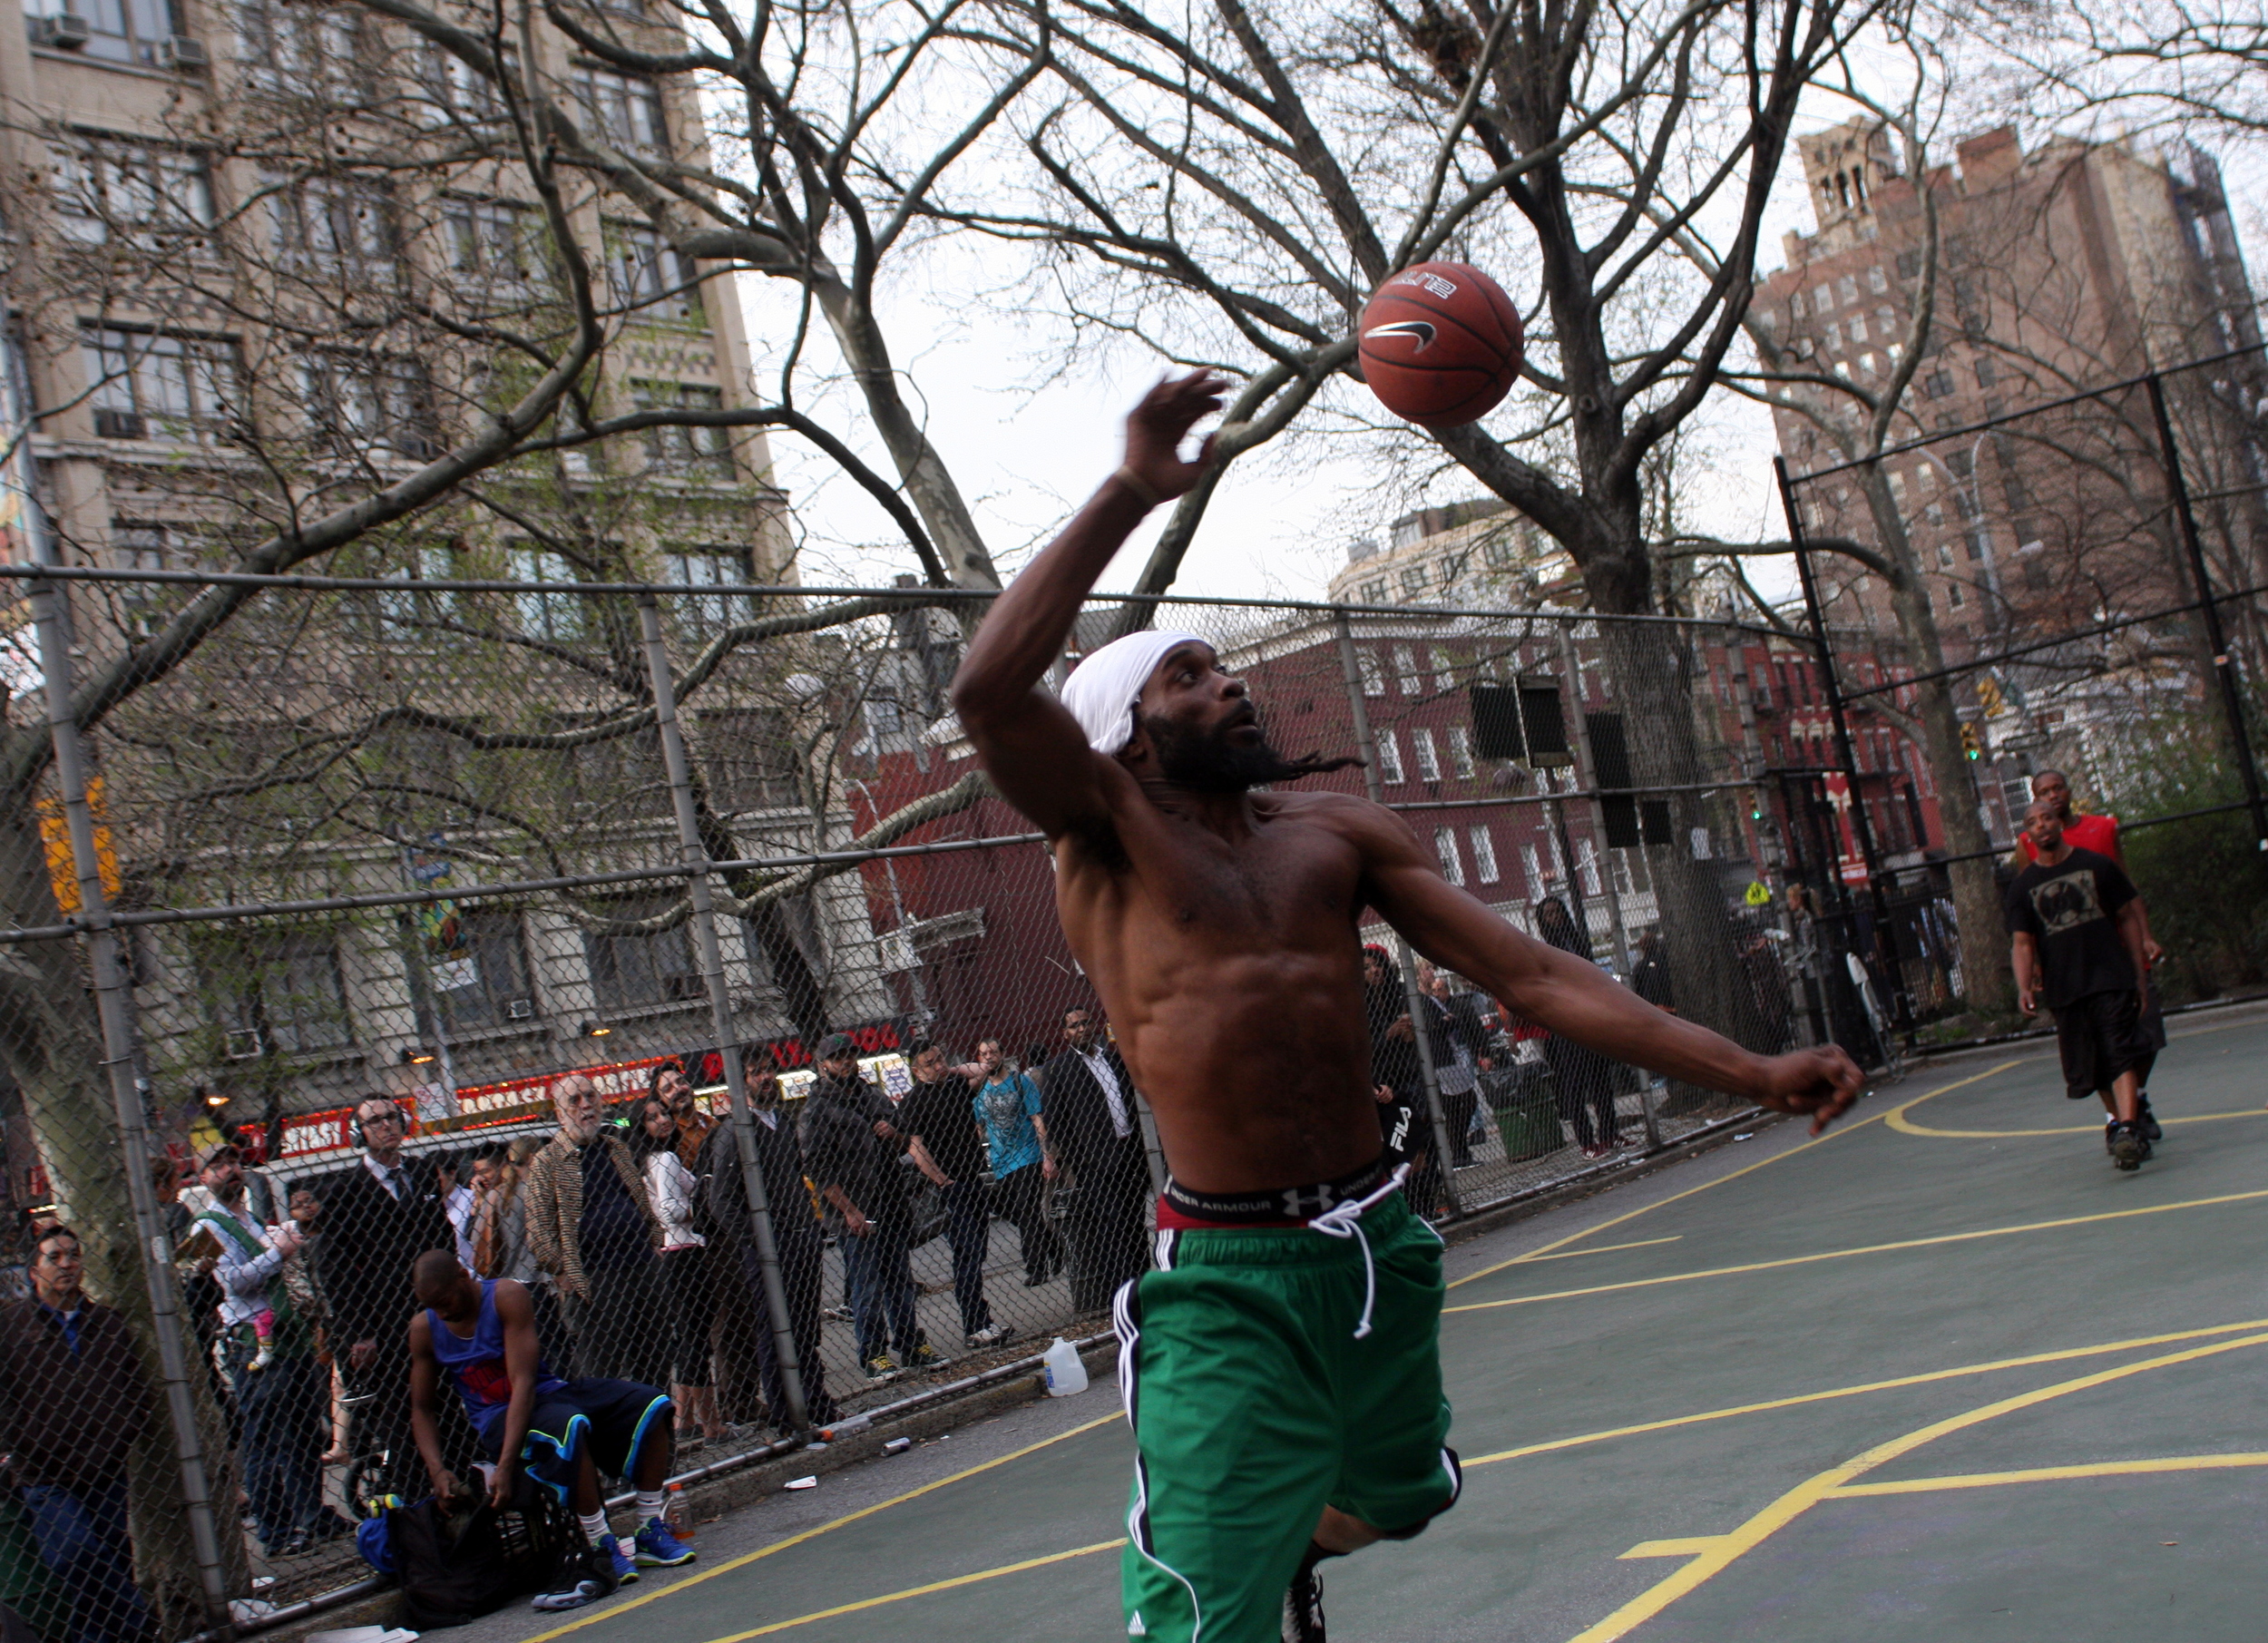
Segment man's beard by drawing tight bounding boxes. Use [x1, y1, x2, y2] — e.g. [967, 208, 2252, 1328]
[1140, 711, 1361, 792]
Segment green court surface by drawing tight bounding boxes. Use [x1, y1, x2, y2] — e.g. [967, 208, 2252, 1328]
[474, 1003, 2268, 1642]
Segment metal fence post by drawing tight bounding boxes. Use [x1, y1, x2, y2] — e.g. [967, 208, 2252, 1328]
[1332, 611, 1462, 1216]
[28, 566, 234, 1630]
[2146, 371, 2268, 851]
[635, 595, 811, 1432]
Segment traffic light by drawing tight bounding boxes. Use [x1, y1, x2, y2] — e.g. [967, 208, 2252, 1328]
[1960, 721, 1983, 760]
[1977, 674, 2005, 717]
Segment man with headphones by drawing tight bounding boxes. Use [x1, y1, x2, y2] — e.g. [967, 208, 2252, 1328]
[313, 1096, 455, 1450]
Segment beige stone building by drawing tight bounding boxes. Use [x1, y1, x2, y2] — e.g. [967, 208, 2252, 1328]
[1328, 497, 1577, 609]
[0, 0, 895, 1124]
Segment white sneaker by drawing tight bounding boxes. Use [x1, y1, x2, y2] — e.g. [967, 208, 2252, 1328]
[966, 1324, 1015, 1347]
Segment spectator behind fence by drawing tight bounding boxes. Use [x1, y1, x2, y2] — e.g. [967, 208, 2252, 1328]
[901, 1041, 1012, 1349]
[1037, 1005, 1151, 1307]
[627, 1095, 729, 1445]
[800, 1033, 945, 1380]
[650, 1061, 716, 1168]
[1632, 929, 1675, 1014]
[281, 1184, 354, 1467]
[469, 1140, 569, 1370]
[1535, 898, 1627, 1159]
[699, 1049, 839, 1430]
[523, 1075, 670, 1389]
[1362, 945, 1440, 1210]
[973, 1040, 1062, 1286]
[433, 1151, 478, 1275]
[0, 1224, 157, 1643]
[194, 1143, 348, 1558]
[1419, 963, 1486, 1169]
[314, 1096, 455, 1443]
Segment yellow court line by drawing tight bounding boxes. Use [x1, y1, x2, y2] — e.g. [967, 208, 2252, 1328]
[1621, 1537, 1725, 1560]
[695, 1539, 1125, 1642]
[1445, 1187, 2268, 1314]
[1562, 1330, 2268, 1642]
[1891, 1107, 2268, 1139]
[519, 1413, 1124, 1643]
[1518, 1235, 1684, 1263]
[1460, 1316, 2268, 1468]
[1452, 1058, 2026, 1288]
[1828, 1452, 2268, 1497]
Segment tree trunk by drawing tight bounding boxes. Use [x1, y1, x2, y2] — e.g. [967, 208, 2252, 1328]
[0, 794, 249, 1628]
[1854, 466, 2012, 1018]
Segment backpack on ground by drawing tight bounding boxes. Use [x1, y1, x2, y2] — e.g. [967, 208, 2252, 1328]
[389, 1474, 580, 1628]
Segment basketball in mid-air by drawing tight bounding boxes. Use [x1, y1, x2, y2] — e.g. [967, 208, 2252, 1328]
[1357, 262, 1524, 429]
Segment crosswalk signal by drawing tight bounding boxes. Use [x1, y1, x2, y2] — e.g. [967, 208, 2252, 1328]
[1960, 721, 1983, 760]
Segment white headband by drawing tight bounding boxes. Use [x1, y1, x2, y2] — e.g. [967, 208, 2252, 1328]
[1057, 630, 1207, 754]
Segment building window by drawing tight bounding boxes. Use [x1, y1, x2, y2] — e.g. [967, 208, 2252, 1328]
[1431, 646, 1458, 690]
[1923, 368, 1953, 398]
[199, 930, 355, 1058]
[1375, 729, 1404, 784]
[1469, 825, 1499, 884]
[1946, 579, 1964, 609]
[1896, 249, 1921, 279]
[1867, 265, 1888, 292]
[375, 543, 459, 630]
[445, 198, 542, 293]
[416, 40, 508, 124]
[1399, 563, 1429, 596]
[1413, 728, 1442, 782]
[236, 0, 370, 96]
[1520, 843, 1542, 899]
[25, 0, 180, 65]
[1434, 826, 1464, 887]
[1448, 725, 1475, 779]
[1790, 291, 1807, 319]
[1813, 282, 1833, 312]
[298, 351, 434, 459]
[82, 326, 242, 445]
[574, 64, 668, 152]
[1824, 320, 1842, 350]
[1847, 312, 1868, 344]
[663, 546, 755, 626]
[630, 381, 735, 477]
[608, 223, 702, 322]
[583, 900, 699, 1012]
[54, 135, 214, 248]
[270, 172, 397, 280]
[509, 545, 585, 640]
[1393, 644, 1420, 694]
[1837, 273, 1859, 304]
[1358, 648, 1385, 696]
[1357, 579, 1386, 604]
[701, 709, 802, 807]
[417, 909, 535, 1032]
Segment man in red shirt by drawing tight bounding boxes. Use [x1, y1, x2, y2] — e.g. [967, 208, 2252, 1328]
[2019, 769, 2166, 1139]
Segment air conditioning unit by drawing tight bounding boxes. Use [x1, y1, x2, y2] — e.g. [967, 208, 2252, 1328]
[31, 13, 93, 49]
[503, 996, 536, 1021]
[223, 1028, 264, 1061]
[160, 34, 208, 70]
[93, 408, 146, 439]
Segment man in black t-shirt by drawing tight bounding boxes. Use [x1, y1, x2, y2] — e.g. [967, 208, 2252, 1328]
[901, 1041, 1012, 1350]
[2005, 801, 2156, 1169]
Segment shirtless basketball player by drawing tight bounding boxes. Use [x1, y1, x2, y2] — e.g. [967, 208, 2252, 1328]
[951, 372, 1865, 1643]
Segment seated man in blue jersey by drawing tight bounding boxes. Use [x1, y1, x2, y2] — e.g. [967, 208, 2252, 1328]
[406, 1251, 694, 1611]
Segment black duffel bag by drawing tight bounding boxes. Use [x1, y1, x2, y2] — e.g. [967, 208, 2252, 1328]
[392, 1473, 580, 1628]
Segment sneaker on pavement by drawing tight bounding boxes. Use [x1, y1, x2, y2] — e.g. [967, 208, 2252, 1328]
[597, 1531, 639, 1584]
[909, 1340, 952, 1369]
[967, 1324, 1015, 1348]
[865, 1353, 900, 1381]
[2137, 1100, 2164, 1141]
[1282, 1558, 1327, 1642]
[633, 1517, 697, 1569]
[530, 1562, 615, 1612]
[2108, 1122, 2146, 1171]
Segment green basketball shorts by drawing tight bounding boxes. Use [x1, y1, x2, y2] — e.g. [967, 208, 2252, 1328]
[1114, 1188, 1460, 1642]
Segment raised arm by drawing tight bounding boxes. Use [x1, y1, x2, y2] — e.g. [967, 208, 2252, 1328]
[950, 373, 1225, 836]
[1346, 800, 1863, 1133]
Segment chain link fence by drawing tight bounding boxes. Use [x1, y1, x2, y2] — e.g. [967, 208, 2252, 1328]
[2, 565, 1843, 1634]
[1779, 347, 2268, 1034]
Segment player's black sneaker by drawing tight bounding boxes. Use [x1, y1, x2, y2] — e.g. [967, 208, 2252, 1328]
[1282, 1558, 1327, 1643]
[2108, 1121, 2146, 1171]
[2137, 1097, 2163, 1141]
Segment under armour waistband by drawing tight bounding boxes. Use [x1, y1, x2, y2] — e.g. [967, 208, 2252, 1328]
[1158, 1152, 1395, 1228]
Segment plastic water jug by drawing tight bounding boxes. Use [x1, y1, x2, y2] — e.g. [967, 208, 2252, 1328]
[1042, 1336, 1089, 1397]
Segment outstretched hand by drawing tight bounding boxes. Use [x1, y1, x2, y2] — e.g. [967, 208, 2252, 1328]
[1122, 371, 1228, 504]
[1748, 1044, 1865, 1135]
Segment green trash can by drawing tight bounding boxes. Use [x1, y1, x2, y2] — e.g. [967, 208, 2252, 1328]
[1491, 1067, 1562, 1162]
